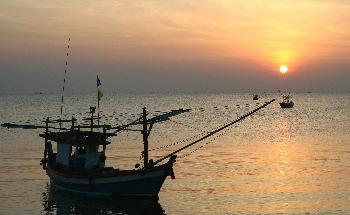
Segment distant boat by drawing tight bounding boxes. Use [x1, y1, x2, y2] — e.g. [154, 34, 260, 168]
[279, 95, 294, 108]
[253, 94, 259, 100]
[34, 92, 44, 95]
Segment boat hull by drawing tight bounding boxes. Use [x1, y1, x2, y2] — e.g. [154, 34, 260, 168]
[46, 156, 176, 197]
[279, 101, 294, 108]
[48, 167, 170, 197]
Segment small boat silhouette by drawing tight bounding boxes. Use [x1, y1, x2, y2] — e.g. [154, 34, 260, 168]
[279, 95, 294, 108]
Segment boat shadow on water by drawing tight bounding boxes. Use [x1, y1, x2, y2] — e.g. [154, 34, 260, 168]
[42, 184, 166, 215]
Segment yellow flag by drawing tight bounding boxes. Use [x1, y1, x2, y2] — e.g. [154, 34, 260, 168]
[98, 88, 103, 101]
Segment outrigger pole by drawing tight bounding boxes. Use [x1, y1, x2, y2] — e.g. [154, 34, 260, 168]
[153, 99, 276, 165]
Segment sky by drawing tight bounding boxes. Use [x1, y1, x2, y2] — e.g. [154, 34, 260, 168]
[0, 0, 349, 94]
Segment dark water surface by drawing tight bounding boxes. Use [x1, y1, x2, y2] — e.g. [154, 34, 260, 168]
[0, 93, 349, 214]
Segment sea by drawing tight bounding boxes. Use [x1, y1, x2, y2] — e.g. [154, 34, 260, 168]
[0, 93, 349, 215]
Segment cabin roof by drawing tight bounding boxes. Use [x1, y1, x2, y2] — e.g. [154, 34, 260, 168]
[39, 131, 111, 146]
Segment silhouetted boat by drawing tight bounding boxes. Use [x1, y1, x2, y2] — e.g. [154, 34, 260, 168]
[2, 107, 192, 197]
[40, 107, 185, 197]
[279, 95, 294, 108]
[1, 95, 275, 197]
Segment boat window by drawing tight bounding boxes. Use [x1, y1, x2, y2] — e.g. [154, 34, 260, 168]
[56, 143, 71, 166]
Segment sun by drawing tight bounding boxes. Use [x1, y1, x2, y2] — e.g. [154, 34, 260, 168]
[279, 65, 288, 74]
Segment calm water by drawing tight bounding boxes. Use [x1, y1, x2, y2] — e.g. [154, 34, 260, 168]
[0, 93, 349, 214]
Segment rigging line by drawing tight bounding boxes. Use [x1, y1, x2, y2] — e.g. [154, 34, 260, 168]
[179, 134, 218, 158]
[148, 131, 208, 152]
[179, 123, 236, 158]
[144, 115, 201, 147]
[149, 106, 250, 152]
[60, 37, 71, 117]
[153, 99, 275, 165]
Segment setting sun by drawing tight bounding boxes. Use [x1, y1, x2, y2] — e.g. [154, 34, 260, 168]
[280, 65, 288, 74]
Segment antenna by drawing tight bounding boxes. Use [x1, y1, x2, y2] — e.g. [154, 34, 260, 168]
[60, 37, 71, 117]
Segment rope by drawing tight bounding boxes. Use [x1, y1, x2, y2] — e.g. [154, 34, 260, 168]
[179, 102, 269, 159]
[179, 123, 238, 158]
[149, 131, 208, 151]
[153, 99, 275, 165]
[148, 108, 246, 152]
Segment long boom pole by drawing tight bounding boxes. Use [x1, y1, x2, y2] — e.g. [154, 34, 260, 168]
[153, 99, 275, 165]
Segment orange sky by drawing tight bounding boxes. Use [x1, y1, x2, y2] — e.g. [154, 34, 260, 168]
[0, 0, 349, 93]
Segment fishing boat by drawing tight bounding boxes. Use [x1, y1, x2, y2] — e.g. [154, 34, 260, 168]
[1, 99, 276, 197]
[2, 107, 190, 197]
[42, 108, 180, 197]
[279, 95, 294, 108]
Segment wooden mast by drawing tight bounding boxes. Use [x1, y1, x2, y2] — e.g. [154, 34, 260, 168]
[43, 117, 49, 170]
[142, 107, 149, 169]
[90, 106, 95, 132]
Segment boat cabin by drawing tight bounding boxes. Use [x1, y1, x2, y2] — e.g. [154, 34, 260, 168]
[40, 130, 111, 175]
[38, 106, 114, 176]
